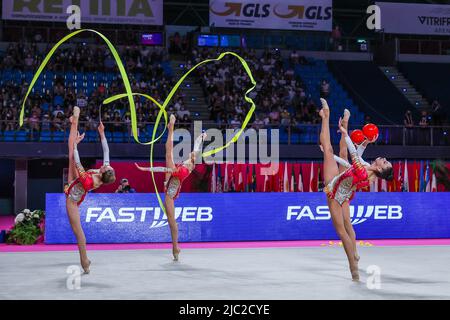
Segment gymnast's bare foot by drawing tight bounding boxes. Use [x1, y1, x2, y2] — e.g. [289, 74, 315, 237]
[81, 258, 91, 274]
[73, 106, 80, 119]
[319, 98, 330, 119]
[343, 108, 351, 123]
[350, 261, 360, 282]
[168, 114, 176, 129]
[172, 247, 180, 262]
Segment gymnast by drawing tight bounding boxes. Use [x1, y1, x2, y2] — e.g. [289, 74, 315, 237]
[319, 98, 393, 281]
[64, 106, 116, 273]
[135, 114, 207, 261]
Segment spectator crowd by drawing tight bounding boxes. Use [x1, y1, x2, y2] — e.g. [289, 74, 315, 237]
[189, 47, 321, 130]
[0, 42, 195, 135]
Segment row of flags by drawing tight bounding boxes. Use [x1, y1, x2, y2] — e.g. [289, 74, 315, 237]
[210, 161, 441, 193]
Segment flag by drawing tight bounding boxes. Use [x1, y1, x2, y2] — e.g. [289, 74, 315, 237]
[216, 163, 222, 193]
[283, 162, 289, 192]
[414, 161, 419, 192]
[251, 165, 257, 192]
[419, 161, 425, 192]
[290, 165, 296, 192]
[230, 164, 235, 192]
[245, 164, 252, 192]
[431, 172, 437, 192]
[402, 160, 409, 192]
[298, 166, 304, 192]
[317, 166, 322, 192]
[309, 162, 314, 192]
[424, 161, 430, 192]
[238, 167, 243, 192]
[397, 161, 403, 192]
[211, 164, 216, 193]
[418, 161, 424, 192]
[223, 163, 229, 192]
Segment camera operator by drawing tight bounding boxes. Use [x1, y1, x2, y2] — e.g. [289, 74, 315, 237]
[115, 178, 136, 193]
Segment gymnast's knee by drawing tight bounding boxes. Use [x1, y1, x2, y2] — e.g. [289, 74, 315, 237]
[335, 227, 348, 239]
[323, 145, 334, 156]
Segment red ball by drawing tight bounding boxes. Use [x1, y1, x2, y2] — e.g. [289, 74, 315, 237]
[362, 123, 379, 142]
[350, 129, 365, 145]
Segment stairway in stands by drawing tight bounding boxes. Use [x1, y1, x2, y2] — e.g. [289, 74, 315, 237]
[295, 58, 365, 125]
[169, 60, 210, 121]
[379, 66, 430, 111]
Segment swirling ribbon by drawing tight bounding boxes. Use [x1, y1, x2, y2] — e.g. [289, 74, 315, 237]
[20, 29, 257, 214]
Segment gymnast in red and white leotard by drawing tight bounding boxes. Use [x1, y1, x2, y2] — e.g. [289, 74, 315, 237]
[319, 98, 393, 281]
[65, 106, 116, 273]
[135, 114, 206, 261]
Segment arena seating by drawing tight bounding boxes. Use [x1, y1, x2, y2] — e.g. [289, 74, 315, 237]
[329, 61, 417, 124]
[399, 62, 450, 117]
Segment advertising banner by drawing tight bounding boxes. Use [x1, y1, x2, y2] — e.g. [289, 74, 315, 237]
[209, 0, 332, 31]
[376, 2, 450, 35]
[45, 192, 450, 243]
[2, 0, 163, 25]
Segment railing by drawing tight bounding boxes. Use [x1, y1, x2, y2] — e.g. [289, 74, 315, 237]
[195, 31, 372, 53]
[1, 120, 448, 146]
[399, 38, 450, 56]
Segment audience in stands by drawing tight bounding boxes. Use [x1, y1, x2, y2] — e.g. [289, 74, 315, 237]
[0, 43, 195, 135]
[431, 100, 446, 126]
[1, 40, 447, 146]
[419, 110, 430, 145]
[320, 79, 330, 98]
[330, 25, 342, 51]
[190, 47, 320, 129]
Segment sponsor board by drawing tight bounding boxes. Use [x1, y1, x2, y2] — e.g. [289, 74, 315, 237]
[209, 0, 332, 31]
[2, 0, 163, 25]
[45, 192, 450, 243]
[376, 2, 450, 35]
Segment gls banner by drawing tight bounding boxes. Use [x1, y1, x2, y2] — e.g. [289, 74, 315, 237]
[209, 0, 332, 31]
[2, 0, 163, 26]
[45, 193, 450, 244]
[376, 2, 450, 35]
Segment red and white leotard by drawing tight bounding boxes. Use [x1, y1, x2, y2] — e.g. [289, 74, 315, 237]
[64, 170, 96, 206]
[165, 164, 191, 200]
[324, 136, 370, 205]
[166, 133, 204, 200]
[65, 135, 110, 206]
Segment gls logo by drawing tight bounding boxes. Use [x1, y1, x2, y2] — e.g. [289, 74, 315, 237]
[85, 207, 213, 229]
[210, 2, 332, 20]
[286, 205, 403, 225]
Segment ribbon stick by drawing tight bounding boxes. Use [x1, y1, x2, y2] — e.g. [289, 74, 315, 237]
[20, 29, 258, 216]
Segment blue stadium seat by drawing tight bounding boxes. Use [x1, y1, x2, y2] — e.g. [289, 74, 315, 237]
[4, 131, 15, 142]
[53, 131, 65, 142]
[113, 132, 125, 143]
[15, 131, 28, 142]
[86, 130, 98, 142]
[40, 131, 52, 142]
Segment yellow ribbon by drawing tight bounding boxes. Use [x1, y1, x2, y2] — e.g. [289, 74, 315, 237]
[20, 29, 257, 215]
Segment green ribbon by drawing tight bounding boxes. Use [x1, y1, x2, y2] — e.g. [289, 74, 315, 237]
[20, 29, 257, 215]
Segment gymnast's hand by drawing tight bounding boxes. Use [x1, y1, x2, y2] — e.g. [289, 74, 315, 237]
[75, 131, 85, 145]
[338, 117, 348, 136]
[98, 121, 105, 136]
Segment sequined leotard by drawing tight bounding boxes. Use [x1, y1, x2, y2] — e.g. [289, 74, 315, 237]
[165, 164, 191, 200]
[324, 136, 370, 205]
[65, 135, 110, 206]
